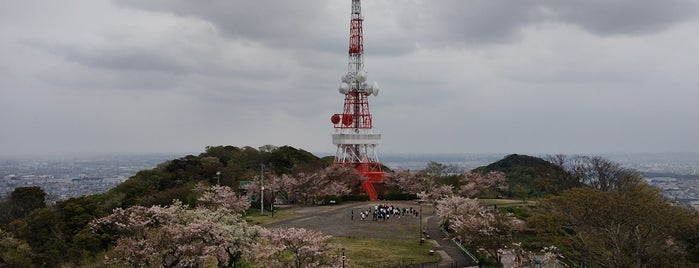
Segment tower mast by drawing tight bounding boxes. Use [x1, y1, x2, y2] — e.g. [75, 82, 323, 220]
[330, 0, 383, 201]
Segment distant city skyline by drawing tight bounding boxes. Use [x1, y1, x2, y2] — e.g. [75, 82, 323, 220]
[2, 0, 698, 155]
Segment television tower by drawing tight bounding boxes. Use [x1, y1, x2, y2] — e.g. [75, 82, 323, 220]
[330, 0, 382, 201]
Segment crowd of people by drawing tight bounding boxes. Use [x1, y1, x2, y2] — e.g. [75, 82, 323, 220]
[352, 204, 421, 222]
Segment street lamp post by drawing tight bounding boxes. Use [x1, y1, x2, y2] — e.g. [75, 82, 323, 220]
[341, 248, 346, 268]
[419, 203, 423, 245]
[260, 164, 264, 215]
[216, 171, 221, 186]
[270, 175, 274, 217]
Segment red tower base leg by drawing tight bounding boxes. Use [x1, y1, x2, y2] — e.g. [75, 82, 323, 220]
[362, 181, 378, 201]
[357, 164, 383, 201]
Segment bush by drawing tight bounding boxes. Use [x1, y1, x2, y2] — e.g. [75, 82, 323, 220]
[341, 195, 370, 202]
[322, 195, 342, 205]
[378, 192, 418, 201]
[501, 206, 530, 219]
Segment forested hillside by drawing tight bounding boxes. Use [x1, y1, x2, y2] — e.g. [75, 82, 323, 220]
[110, 145, 326, 208]
[2, 149, 699, 267]
[473, 154, 581, 198]
[0, 145, 329, 267]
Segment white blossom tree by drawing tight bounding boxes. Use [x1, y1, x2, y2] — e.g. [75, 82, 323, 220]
[435, 196, 481, 226]
[540, 245, 564, 267]
[417, 185, 454, 204]
[253, 227, 344, 268]
[384, 169, 434, 195]
[435, 195, 514, 265]
[92, 186, 260, 268]
[249, 165, 357, 205]
[459, 171, 508, 198]
[195, 183, 250, 213]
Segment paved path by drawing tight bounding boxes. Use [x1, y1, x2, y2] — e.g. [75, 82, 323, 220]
[423, 214, 478, 268]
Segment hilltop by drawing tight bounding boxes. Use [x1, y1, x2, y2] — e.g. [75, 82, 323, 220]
[473, 154, 580, 197]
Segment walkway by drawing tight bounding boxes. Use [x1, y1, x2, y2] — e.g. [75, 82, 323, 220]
[422, 213, 479, 268]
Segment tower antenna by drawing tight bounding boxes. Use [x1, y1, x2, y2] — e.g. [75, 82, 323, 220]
[330, 0, 383, 201]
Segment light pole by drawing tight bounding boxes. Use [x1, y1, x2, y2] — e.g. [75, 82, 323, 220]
[216, 171, 221, 186]
[270, 174, 274, 217]
[419, 202, 424, 245]
[260, 164, 264, 215]
[341, 248, 346, 268]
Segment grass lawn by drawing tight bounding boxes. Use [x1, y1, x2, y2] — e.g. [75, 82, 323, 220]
[245, 206, 298, 225]
[332, 236, 441, 267]
[479, 198, 536, 207]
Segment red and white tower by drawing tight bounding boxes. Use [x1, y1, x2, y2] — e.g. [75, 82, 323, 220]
[330, 0, 383, 201]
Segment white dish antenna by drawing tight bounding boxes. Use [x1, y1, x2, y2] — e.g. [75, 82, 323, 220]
[356, 70, 367, 82]
[339, 82, 349, 94]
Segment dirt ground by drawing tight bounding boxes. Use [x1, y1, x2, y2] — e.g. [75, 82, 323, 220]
[264, 201, 482, 267]
[264, 201, 434, 240]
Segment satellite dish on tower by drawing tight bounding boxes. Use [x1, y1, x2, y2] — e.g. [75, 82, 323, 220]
[356, 71, 367, 82]
[331, 114, 341, 124]
[339, 83, 349, 94]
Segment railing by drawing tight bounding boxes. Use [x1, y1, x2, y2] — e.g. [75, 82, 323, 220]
[440, 226, 480, 265]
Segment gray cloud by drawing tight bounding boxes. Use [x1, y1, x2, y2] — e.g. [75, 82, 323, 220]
[543, 0, 699, 35]
[110, 0, 699, 56]
[1, 0, 698, 155]
[114, 0, 346, 51]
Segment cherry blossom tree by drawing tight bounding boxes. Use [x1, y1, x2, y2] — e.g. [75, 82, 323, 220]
[435, 195, 514, 264]
[323, 164, 366, 195]
[249, 165, 356, 205]
[384, 169, 434, 194]
[91, 204, 175, 267]
[435, 195, 481, 226]
[195, 183, 250, 213]
[540, 245, 564, 267]
[459, 171, 508, 198]
[421, 184, 455, 203]
[92, 186, 260, 268]
[253, 227, 344, 268]
[287, 171, 350, 205]
[246, 172, 295, 207]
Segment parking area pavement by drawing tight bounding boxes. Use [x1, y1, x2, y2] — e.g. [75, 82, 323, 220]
[265, 201, 478, 267]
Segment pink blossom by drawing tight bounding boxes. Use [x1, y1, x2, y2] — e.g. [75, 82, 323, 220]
[459, 171, 508, 198]
[253, 227, 344, 268]
[91, 199, 260, 267]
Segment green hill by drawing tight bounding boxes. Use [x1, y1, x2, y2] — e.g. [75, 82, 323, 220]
[0, 145, 329, 267]
[473, 154, 581, 198]
[107, 145, 326, 208]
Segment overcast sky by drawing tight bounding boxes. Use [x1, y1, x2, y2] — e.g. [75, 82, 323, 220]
[1, 0, 698, 156]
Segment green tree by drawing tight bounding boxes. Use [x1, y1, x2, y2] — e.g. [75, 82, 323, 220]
[55, 196, 108, 262]
[476, 154, 576, 197]
[511, 184, 531, 203]
[0, 228, 32, 267]
[9, 208, 67, 267]
[530, 184, 699, 267]
[0, 186, 46, 225]
[566, 155, 644, 192]
[268, 146, 323, 174]
[201, 156, 223, 179]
